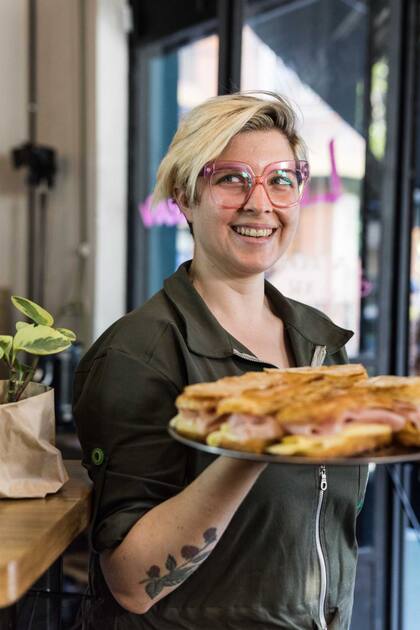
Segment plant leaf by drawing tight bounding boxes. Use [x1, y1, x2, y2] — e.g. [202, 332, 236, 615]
[145, 580, 163, 599]
[14, 325, 71, 355]
[0, 336, 13, 362]
[16, 321, 31, 331]
[11, 296, 54, 326]
[56, 327, 77, 341]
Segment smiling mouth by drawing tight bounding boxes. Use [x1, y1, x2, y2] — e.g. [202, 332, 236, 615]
[231, 226, 277, 238]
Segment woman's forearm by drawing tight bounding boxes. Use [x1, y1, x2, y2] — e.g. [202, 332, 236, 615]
[100, 456, 266, 614]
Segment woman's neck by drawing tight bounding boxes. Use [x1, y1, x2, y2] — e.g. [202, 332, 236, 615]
[188, 259, 268, 328]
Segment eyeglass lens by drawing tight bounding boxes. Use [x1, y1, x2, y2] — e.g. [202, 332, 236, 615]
[210, 166, 304, 208]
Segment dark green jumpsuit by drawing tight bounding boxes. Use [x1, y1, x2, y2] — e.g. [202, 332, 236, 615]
[73, 261, 368, 630]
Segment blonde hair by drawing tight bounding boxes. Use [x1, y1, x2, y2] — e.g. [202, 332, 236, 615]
[152, 91, 307, 207]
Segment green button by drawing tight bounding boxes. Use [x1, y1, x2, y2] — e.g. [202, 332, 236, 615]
[91, 448, 105, 466]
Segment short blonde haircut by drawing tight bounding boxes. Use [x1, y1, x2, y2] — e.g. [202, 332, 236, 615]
[152, 91, 307, 207]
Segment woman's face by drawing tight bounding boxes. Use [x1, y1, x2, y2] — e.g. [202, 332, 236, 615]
[183, 129, 301, 279]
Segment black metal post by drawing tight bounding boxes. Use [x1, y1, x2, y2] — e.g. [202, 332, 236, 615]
[388, 0, 419, 628]
[217, 0, 244, 94]
[27, 0, 37, 302]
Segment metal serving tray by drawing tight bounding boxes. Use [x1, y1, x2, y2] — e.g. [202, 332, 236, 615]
[168, 427, 420, 466]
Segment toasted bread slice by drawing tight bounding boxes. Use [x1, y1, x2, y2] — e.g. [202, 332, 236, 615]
[274, 385, 400, 426]
[266, 423, 392, 458]
[395, 421, 420, 447]
[264, 363, 368, 382]
[170, 414, 222, 442]
[180, 371, 283, 401]
[355, 375, 420, 403]
[175, 395, 217, 411]
[217, 380, 353, 417]
[206, 425, 276, 454]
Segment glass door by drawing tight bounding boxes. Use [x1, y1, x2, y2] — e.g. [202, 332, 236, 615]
[404, 3, 420, 626]
[241, 1, 403, 628]
[128, 1, 218, 307]
[242, 0, 373, 364]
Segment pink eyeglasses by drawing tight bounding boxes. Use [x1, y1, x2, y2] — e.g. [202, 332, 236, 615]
[201, 160, 310, 209]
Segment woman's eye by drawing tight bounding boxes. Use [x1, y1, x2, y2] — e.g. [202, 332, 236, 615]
[270, 171, 294, 187]
[216, 172, 248, 185]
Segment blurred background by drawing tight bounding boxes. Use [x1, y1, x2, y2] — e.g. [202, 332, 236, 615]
[1, 0, 420, 628]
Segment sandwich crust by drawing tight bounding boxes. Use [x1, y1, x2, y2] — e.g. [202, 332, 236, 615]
[174, 395, 217, 411]
[274, 388, 396, 426]
[206, 427, 277, 454]
[395, 421, 420, 447]
[266, 423, 392, 458]
[217, 365, 368, 417]
[354, 375, 420, 403]
[179, 371, 283, 400]
[171, 365, 420, 459]
[264, 363, 368, 382]
[170, 414, 224, 442]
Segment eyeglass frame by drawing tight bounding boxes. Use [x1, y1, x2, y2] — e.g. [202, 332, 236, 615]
[199, 160, 310, 209]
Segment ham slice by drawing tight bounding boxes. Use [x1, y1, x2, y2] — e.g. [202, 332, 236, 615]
[283, 406, 407, 435]
[179, 408, 224, 433]
[391, 401, 420, 430]
[182, 399, 420, 440]
[225, 413, 283, 441]
[282, 421, 342, 436]
[340, 407, 406, 431]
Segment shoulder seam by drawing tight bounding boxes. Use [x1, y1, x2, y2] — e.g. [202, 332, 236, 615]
[104, 339, 180, 394]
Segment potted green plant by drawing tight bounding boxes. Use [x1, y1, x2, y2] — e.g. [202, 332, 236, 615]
[0, 296, 76, 498]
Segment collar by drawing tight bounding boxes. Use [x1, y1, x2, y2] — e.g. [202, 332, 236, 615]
[163, 261, 353, 365]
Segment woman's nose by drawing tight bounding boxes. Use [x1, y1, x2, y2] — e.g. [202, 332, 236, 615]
[244, 180, 273, 212]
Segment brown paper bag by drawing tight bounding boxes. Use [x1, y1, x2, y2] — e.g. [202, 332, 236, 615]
[0, 381, 69, 498]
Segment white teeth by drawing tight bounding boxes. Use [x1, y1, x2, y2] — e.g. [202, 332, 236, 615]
[232, 226, 274, 237]
[233, 226, 274, 237]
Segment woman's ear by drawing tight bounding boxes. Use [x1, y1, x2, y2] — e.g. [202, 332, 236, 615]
[174, 188, 193, 223]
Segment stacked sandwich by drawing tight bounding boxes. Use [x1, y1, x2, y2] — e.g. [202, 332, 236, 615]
[170, 365, 420, 458]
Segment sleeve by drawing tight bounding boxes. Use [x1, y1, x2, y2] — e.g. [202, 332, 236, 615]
[73, 347, 188, 553]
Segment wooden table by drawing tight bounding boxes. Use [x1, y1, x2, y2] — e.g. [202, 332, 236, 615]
[0, 460, 92, 628]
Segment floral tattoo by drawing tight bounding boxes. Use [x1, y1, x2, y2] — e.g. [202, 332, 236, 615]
[140, 527, 218, 599]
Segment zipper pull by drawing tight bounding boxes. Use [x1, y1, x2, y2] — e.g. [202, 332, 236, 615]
[319, 465, 328, 491]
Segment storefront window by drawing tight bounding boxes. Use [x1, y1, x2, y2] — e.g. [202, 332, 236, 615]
[406, 133, 420, 630]
[136, 34, 218, 298]
[241, 0, 368, 359]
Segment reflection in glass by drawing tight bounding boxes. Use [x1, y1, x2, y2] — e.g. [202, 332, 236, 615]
[241, 2, 368, 359]
[241, 3, 390, 628]
[175, 36, 218, 268]
[406, 188, 420, 629]
[138, 35, 218, 296]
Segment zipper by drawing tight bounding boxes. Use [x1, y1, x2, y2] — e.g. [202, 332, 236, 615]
[311, 345, 327, 367]
[315, 465, 328, 630]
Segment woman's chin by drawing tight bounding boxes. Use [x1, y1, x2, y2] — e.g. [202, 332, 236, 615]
[228, 253, 283, 277]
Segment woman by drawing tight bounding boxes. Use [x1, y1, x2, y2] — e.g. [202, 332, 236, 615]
[74, 92, 368, 630]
